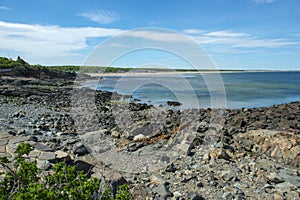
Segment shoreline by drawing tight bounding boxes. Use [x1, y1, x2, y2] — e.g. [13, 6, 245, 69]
[0, 76, 299, 199]
[85, 70, 300, 77]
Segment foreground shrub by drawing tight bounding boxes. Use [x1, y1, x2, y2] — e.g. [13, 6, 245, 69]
[0, 143, 132, 200]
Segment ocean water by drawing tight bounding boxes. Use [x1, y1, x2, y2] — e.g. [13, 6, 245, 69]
[86, 71, 300, 109]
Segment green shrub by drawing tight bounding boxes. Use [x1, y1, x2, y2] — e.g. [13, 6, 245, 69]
[0, 143, 132, 200]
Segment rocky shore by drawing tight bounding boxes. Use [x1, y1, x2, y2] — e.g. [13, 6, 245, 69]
[0, 75, 299, 200]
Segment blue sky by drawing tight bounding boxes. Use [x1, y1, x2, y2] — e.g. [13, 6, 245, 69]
[0, 0, 299, 70]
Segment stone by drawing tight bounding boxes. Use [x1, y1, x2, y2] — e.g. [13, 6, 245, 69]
[175, 133, 196, 156]
[37, 160, 51, 170]
[0, 145, 5, 153]
[103, 170, 127, 196]
[6, 144, 17, 155]
[38, 151, 56, 161]
[173, 191, 182, 197]
[167, 101, 182, 106]
[111, 130, 120, 138]
[133, 134, 147, 141]
[165, 163, 177, 173]
[150, 174, 167, 185]
[0, 130, 11, 139]
[74, 160, 94, 174]
[273, 193, 284, 200]
[55, 150, 71, 163]
[73, 142, 89, 156]
[34, 143, 53, 152]
[0, 139, 8, 146]
[28, 149, 41, 158]
[222, 192, 233, 200]
[155, 184, 172, 198]
[275, 182, 296, 193]
[267, 172, 284, 184]
[16, 129, 26, 135]
[187, 192, 204, 200]
[278, 169, 300, 187]
[8, 136, 30, 144]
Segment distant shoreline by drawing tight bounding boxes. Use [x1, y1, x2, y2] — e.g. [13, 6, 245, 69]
[86, 70, 299, 77]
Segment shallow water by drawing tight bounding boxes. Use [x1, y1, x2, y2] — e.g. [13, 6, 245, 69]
[85, 71, 300, 109]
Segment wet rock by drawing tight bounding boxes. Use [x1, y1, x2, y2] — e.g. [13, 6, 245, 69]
[167, 101, 182, 106]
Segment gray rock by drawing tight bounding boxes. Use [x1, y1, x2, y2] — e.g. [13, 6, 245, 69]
[55, 150, 71, 163]
[9, 136, 30, 144]
[150, 174, 167, 185]
[0, 139, 8, 146]
[74, 160, 94, 174]
[267, 172, 284, 184]
[73, 142, 89, 156]
[103, 170, 127, 197]
[222, 192, 233, 200]
[34, 143, 53, 152]
[37, 160, 51, 170]
[175, 133, 196, 156]
[38, 151, 56, 161]
[165, 163, 177, 173]
[16, 129, 26, 135]
[278, 169, 300, 187]
[155, 184, 172, 198]
[187, 192, 204, 200]
[275, 182, 296, 193]
[0, 130, 11, 139]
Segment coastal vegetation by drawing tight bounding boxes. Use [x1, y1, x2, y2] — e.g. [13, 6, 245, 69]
[0, 143, 132, 200]
[0, 56, 245, 74]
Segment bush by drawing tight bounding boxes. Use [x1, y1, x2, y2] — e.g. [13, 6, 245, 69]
[0, 143, 132, 200]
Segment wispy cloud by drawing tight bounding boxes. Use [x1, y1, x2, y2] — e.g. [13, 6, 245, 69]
[79, 10, 119, 24]
[252, 0, 276, 4]
[187, 30, 299, 49]
[204, 31, 250, 38]
[0, 20, 298, 66]
[183, 29, 204, 35]
[0, 21, 122, 64]
[0, 6, 11, 11]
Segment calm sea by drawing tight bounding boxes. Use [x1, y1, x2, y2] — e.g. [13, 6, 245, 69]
[85, 71, 300, 109]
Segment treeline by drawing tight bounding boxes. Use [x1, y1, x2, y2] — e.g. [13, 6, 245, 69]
[0, 57, 134, 73]
[1, 56, 227, 73]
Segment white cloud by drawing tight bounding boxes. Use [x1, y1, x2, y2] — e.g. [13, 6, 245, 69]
[0, 20, 298, 65]
[79, 10, 119, 24]
[121, 30, 192, 43]
[0, 6, 11, 11]
[204, 31, 250, 37]
[0, 21, 122, 64]
[252, 0, 275, 4]
[189, 30, 299, 49]
[183, 29, 204, 34]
